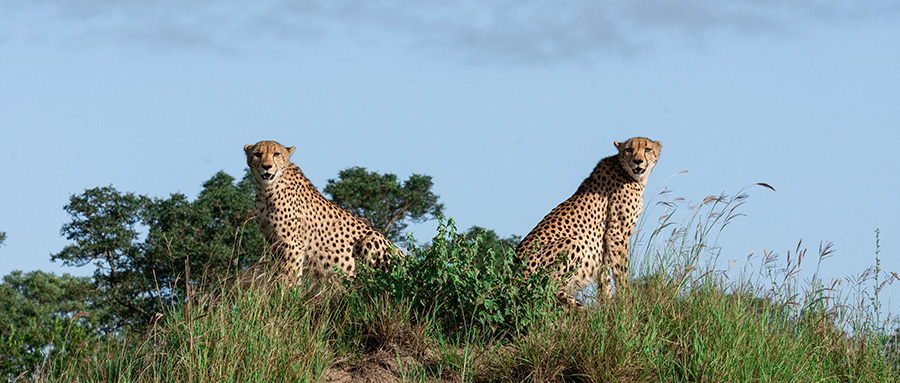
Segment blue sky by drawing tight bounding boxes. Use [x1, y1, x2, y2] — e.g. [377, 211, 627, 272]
[2, 1, 899, 311]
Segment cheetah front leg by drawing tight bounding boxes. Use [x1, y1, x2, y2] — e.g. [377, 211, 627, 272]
[272, 240, 306, 285]
[602, 225, 631, 298]
[595, 258, 614, 300]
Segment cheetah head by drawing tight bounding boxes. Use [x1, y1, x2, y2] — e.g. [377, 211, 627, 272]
[244, 140, 296, 186]
[614, 137, 661, 183]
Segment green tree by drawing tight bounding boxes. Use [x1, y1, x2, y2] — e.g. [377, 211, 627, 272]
[324, 167, 443, 243]
[51, 172, 264, 331]
[0, 231, 6, 247]
[52, 186, 148, 330]
[140, 171, 265, 308]
[0, 271, 100, 381]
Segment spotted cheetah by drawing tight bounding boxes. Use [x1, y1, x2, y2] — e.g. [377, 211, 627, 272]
[244, 140, 401, 287]
[515, 137, 661, 307]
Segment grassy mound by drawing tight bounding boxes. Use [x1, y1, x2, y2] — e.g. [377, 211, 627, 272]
[39, 190, 900, 382]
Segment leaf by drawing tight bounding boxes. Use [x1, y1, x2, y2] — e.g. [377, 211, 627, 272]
[755, 182, 776, 192]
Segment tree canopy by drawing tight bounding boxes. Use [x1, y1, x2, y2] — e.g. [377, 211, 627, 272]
[324, 167, 444, 243]
[50, 171, 265, 330]
[0, 271, 99, 380]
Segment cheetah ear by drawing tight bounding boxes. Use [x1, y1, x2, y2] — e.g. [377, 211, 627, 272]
[286, 146, 296, 157]
[243, 144, 253, 153]
[654, 140, 662, 150]
[614, 141, 622, 149]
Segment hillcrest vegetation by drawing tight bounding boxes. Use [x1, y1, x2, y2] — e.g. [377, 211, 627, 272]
[1, 169, 899, 382]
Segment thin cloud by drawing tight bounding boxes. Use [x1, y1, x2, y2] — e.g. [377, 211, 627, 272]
[623, 1, 900, 35]
[3, 0, 898, 63]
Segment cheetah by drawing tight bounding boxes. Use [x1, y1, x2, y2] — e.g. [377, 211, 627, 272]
[244, 140, 401, 287]
[515, 137, 661, 307]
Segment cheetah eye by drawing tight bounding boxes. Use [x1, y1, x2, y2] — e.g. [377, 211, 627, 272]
[644, 148, 652, 152]
[273, 152, 280, 157]
[254, 152, 262, 158]
[624, 148, 633, 153]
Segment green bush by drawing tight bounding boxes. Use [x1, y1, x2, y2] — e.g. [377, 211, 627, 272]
[347, 218, 562, 339]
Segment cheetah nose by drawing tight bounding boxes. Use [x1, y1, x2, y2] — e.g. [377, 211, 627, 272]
[632, 159, 643, 165]
[262, 164, 273, 170]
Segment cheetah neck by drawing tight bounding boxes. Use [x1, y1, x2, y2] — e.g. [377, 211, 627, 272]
[587, 155, 645, 189]
[256, 165, 315, 203]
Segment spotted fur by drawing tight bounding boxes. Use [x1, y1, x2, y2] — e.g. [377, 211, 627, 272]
[515, 137, 662, 307]
[244, 140, 401, 287]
